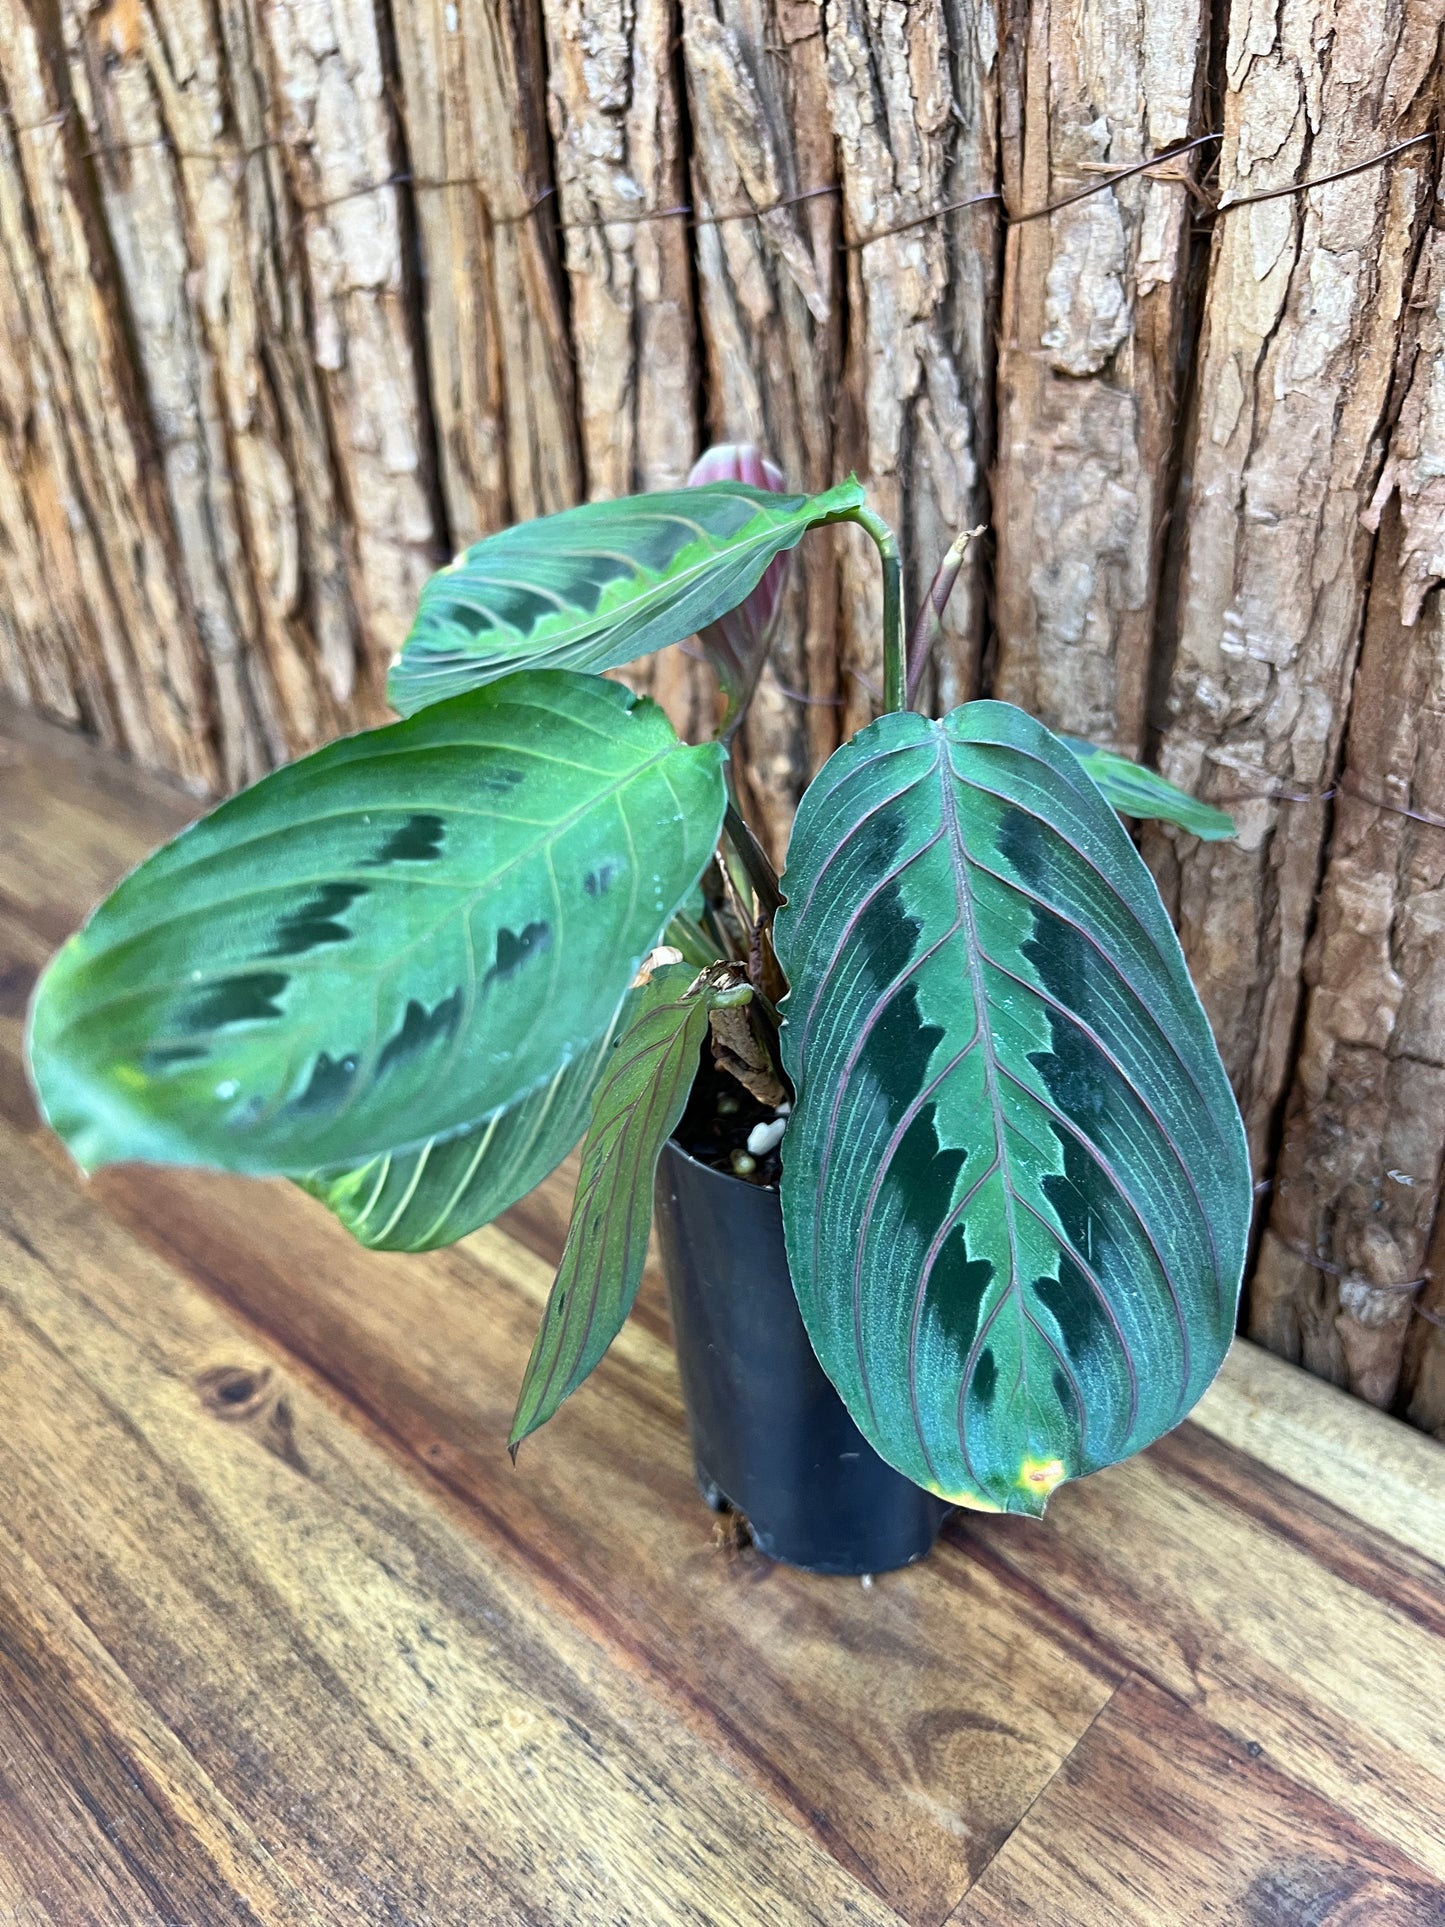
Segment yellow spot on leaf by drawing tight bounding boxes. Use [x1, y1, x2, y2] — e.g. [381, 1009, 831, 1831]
[1019, 1457, 1066, 1499]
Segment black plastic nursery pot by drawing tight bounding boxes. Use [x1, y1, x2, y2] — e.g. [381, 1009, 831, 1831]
[653, 1138, 951, 1576]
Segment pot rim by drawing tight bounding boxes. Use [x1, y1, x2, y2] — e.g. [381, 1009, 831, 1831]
[663, 1130, 782, 1195]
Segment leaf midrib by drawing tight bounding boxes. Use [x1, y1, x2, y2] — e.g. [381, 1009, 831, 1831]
[408, 489, 848, 668]
[935, 744, 1037, 1463]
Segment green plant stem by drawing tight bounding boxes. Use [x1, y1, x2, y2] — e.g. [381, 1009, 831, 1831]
[723, 798, 783, 919]
[840, 503, 905, 713]
[663, 911, 719, 968]
[905, 525, 985, 709]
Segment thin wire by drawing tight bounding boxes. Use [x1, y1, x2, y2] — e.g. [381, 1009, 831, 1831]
[3, 100, 1431, 247]
[1201, 768, 1445, 833]
[1275, 1238, 1429, 1293]
[763, 673, 842, 708]
[843, 132, 1220, 251]
[1217, 132, 1435, 210]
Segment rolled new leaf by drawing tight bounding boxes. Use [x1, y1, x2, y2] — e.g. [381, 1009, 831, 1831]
[774, 702, 1251, 1515]
[509, 963, 751, 1450]
[1062, 738, 1235, 841]
[686, 444, 790, 725]
[389, 477, 864, 717]
[29, 672, 726, 1178]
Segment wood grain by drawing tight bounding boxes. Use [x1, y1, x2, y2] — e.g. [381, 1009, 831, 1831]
[0, 1116, 904, 1927]
[949, 1674, 1444, 1926]
[3, 630, 1445, 1924]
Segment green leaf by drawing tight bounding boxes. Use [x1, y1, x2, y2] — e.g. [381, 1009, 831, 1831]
[774, 701, 1251, 1516]
[1062, 738, 1235, 841]
[30, 672, 727, 1178]
[298, 1002, 630, 1250]
[509, 963, 749, 1450]
[388, 478, 865, 717]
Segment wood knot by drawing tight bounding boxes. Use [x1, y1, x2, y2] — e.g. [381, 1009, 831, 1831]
[195, 1363, 273, 1420]
[194, 1364, 308, 1475]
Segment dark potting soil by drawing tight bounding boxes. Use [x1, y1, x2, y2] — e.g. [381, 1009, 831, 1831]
[672, 1042, 787, 1189]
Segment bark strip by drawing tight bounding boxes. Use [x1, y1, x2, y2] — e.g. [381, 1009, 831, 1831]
[991, 0, 1210, 758]
[0, 0, 217, 787]
[827, 0, 999, 738]
[1143, 0, 1445, 1167]
[543, 0, 710, 742]
[1252, 208, 1445, 1424]
[389, 0, 580, 544]
[682, 0, 844, 852]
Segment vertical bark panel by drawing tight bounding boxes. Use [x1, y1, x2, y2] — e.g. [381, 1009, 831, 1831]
[991, 0, 1208, 758]
[59, 0, 376, 780]
[1251, 210, 1445, 1424]
[0, 0, 217, 786]
[826, 0, 999, 734]
[1250, 504, 1445, 1409]
[1144, 0, 1444, 1167]
[543, 0, 709, 741]
[682, 0, 844, 851]
[259, 0, 442, 690]
[389, 0, 580, 544]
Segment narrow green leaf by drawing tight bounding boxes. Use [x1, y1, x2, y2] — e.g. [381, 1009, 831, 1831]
[29, 672, 727, 1177]
[1062, 738, 1235, 841]
[775, 701, 1251, 1516]
[509, 963, 750, 1450]
[388, 478, 865, 717]
[299, 1002, 630, 1250]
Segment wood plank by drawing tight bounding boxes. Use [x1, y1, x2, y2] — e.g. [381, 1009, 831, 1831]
[948, 1674, 1444, 1925]
[0, 1534, 328, 1926]
[0, 1114, 905, 1927]
[1194, 1330, 1445, 1568]
[64, 1158, 1120, 1925]
[946, 1421, 1445, 1885]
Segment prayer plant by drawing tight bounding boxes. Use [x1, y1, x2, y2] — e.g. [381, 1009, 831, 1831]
[27, 447, 1251, 1517]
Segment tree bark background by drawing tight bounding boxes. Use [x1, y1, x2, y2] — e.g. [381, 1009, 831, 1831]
[3, 0, 1444, 1431]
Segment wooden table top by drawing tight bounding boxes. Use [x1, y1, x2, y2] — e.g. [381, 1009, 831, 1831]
[2, 708, 1443, 1927]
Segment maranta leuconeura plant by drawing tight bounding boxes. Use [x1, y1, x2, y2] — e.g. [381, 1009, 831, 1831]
[27, 447, 1249, 1516]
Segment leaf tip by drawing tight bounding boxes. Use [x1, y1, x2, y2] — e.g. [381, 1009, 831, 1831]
[1195, 807, 1237, 842]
